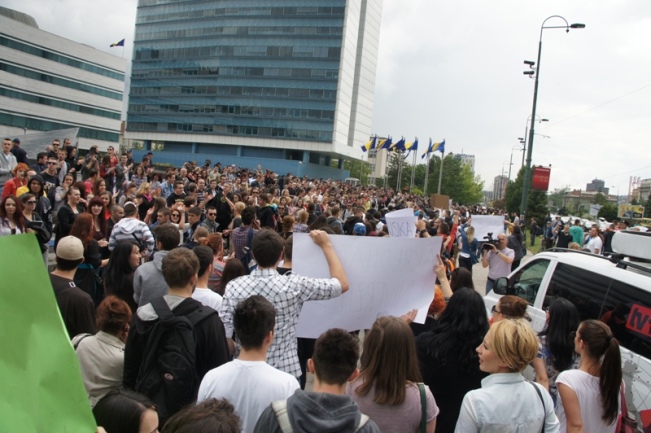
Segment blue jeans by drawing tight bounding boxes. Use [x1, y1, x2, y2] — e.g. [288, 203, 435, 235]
[486, 278, 495, 294]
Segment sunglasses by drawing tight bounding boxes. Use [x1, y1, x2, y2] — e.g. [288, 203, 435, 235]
[491, 305, 502, 315]
[47, 162, 58, 165]
[172, 213, 180, 217]
[26, 201, 36, 205]
[207, 213, 216, 216]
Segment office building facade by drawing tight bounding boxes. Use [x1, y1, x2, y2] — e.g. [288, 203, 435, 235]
[0, 7, 126, 151]
[125, 0, 382, 178]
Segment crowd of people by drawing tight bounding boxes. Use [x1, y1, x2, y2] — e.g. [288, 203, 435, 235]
[1, 138, 630, 433]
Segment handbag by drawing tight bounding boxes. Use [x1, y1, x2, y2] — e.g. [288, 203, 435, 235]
[618, 385, 638, 433]
[418, 382, 427, 433]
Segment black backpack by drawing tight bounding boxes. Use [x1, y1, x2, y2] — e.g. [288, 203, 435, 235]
[135, 298, 214, 422]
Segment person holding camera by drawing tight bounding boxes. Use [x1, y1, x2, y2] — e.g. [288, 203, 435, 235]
[481, 233, 514, 294]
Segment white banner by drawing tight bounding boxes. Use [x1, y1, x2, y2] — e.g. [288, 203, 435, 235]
[385, 208, 417, 238]
[469, 215, 505, 243]
[293, 234, 442, 338]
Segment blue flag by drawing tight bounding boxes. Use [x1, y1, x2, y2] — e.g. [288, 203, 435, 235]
[110, 39, 125, 47]
[421, 138, 434, 159]
[376, 136, 393, 150]
[390, 137, 406, 152]
[437, 139, 445, 153]
[361, 136, 376, 152]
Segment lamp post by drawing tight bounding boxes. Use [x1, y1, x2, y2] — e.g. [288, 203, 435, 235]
[519, 116, 548, 169]
[508, 145, 522, 181]
[520, 15, 584, 221]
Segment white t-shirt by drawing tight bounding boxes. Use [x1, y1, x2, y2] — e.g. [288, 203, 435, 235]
[556, 369, 619, 433]
[585, 235, 603, 254]
[192, 287, 223, 312]
[198, 359, 299, 433]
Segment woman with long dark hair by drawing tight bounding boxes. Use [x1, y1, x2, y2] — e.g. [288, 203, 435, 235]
[0, 195, 25, 236]
[70, 213, 107, 307]
[533, 298, 580, 406]
[93, 389, 158, 433]
[556, 320, 622, 432]
[215, 258, 245, 297]
[416, 288, 489, 433]
[508, 224, 526, 271]
[87, 196, 109, 259]
[103, 240, 140, 313]
[348, 316, 439, 432]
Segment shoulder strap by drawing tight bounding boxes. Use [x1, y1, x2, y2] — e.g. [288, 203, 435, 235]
[418, 382, 427, 433]
[271, 400, 293, 433]
[354, 414, 369, 433]
[72, 333, 92, 350]
[150, 297, 174, 321]
[528, 381, 545, 433]
[246, 227, 254, 246]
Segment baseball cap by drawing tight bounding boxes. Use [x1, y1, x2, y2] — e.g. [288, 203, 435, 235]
[353, 222, 366, 236]
[12, 138, 20, 144]
[56, 236, 84, 260]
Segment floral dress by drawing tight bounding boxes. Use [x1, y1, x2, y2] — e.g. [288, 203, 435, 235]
[535, 335, 580, 408]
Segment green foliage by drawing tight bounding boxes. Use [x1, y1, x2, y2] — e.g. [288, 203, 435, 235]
[631, 197, 639, 205]
[598, 204, 618, 221]
[548, 186, 570, 208]
[645, 197, 651, 218]
[422, 154, 484, 204]
[343, 159, 371, 185]
[593, 192, 608, 206]
[504, 166, 548, 227]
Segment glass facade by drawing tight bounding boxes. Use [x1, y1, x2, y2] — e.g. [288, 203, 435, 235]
[127, 1, 347, 143]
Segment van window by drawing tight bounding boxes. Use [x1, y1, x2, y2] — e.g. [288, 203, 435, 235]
[544, 263, 606, 321]
[509, 259, 551, 305]
[601, 279, 651, 359]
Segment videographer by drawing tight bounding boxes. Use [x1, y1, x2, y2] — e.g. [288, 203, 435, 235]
[481, 233, 514, 294]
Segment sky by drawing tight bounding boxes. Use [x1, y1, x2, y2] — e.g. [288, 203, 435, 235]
[4, 0, 651, 196]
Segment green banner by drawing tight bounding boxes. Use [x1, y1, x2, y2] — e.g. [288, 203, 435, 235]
[0, 234, 96, 432]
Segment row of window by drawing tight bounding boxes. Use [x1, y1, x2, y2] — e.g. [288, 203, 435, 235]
[129, 103, 335, 120]
[0, 36, 125, 81]
[0, 112, 119, 142]
[127, 122, 331, 141]
[135, 25, 343, 41]
[0, 62, 123, 101]
[138, 6, 345, 23]
[130, 84, 337, 100]
[0, 86, 120, 120]
[131, 66, 339, 80]
[134, 45, 342, 61]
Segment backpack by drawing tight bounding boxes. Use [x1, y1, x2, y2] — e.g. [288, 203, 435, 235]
[134, 297, 215, 422]
[241, 228, 257, 275]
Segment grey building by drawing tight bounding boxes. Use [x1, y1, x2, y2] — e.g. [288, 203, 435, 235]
[0, 7, 126, 151]
[125, 0, 382, 178]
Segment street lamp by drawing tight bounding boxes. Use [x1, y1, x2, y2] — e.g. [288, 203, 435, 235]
[520, 15, 584, 221]
[519, 116, 548, 168]
[508, 145, 522, 181]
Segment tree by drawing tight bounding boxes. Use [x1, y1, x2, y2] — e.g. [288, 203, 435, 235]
[598, 204, 617, 221]
[343, 158, 371, 185]
[548, 186, 570, 209]
[645, 197, 651, 218]
[421, 153, 484, 204]
[593, 192, 608, 206]
[631, 197, 639, 205]
[504, 166, 548, 227]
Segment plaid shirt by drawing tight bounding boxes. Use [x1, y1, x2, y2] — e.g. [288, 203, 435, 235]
[219, 268, 342, 378]
[231, 225, 257, 260]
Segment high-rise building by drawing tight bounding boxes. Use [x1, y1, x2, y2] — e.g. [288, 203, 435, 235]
[586, 178, 609, 195]
[454, 153, 475, 175]
[493, 175, 507, 201]
[0, 7, 126, 151]
[125, 0, 382, 179]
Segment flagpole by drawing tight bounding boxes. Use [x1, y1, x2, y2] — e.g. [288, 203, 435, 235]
[437, 150, 445, 194]
[396, 152, 402, 193]
[410, 149, 416, 192]
[423, 153, 430, 196]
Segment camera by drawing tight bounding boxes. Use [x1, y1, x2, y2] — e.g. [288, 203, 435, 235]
[481, 232, 501, 251]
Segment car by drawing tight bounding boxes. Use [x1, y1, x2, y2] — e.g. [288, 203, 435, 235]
[484, 230, 651, 425]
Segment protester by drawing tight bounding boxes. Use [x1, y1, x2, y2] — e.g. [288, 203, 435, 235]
[133, 223, 178, 307]
[215, 258, 245, 297]
[123, 248, 230, 424]
[219, 229, 349, 378]
[93, 389, 158, 433]
[490, 295, 529, 323]
[416, 288, 489, 433]
[533, 298, 580, 406]
[198, 296, 299, 433]
[191, 246, 224, 311]
[348, 316, 438, 432]
[55, 186, 85, 246]
[556, 320, 622, 432]
[162, 398, 241, 433]
[254, 328, 380, 433]
[0, 195, 25, 236]
[72, 296, 132, 407]
[49, 236, 98, 338]
[69, 213, 108, 307]
[103, 240, 141, 313]
[455, 318, 559, 431]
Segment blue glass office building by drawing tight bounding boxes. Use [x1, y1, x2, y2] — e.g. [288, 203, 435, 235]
[126, 0, 382, 178]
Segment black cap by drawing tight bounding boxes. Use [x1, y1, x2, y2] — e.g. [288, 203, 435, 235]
[12, 138, 20, 144]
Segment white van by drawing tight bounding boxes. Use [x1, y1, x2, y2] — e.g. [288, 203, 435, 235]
[484, 230, 651, 426]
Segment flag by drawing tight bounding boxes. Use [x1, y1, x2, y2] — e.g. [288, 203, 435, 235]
[404, 138, 418, 157]
[110, 39, 125, 47]
[390, 137, 406, 152]
[421, 138, 434, 159]
[437, 139, 445, 153]
[376, 136, 392, 150]
[361, 136, 376, 152]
